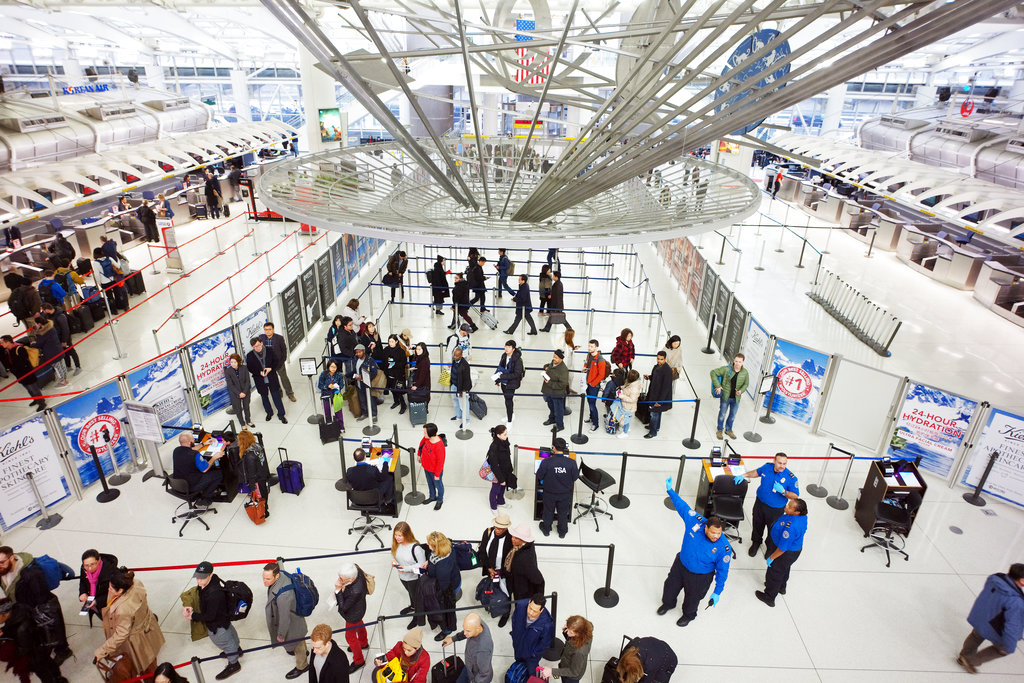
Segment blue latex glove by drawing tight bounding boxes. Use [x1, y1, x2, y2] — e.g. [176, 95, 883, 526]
[766, 557, 773, 568]
[772, 482, 786, 494]
[709, 593, 720, 606]
[665, 477, 673, 491]
[733, 475, 745, 485]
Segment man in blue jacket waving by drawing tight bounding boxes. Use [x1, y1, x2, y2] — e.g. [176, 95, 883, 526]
[958, 563, 1024, 673]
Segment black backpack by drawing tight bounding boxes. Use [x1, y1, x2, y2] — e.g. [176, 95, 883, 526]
[220, 578, 254, 621]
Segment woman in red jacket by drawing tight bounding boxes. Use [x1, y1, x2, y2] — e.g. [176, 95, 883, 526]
[374, 627, 430, 683]
[418, 423, 446, 510]
[610, 328, 635, 370]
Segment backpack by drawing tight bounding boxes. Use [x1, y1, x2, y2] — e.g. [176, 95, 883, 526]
[31, 555, 75, 591]
[39, 280, 61, 306]
[23, 344, 41, 368]
[221, 578, 254, 621]
[506, 261, 515, 276]
[275, 568, 318, 617]
[357, 564, 376, 595]
[8, 287, 30, 319]
[59, 271, 76, 294]
[601, 359, 612, 382]
[99, 257, 118, 279]
[453, 541, 479, 571]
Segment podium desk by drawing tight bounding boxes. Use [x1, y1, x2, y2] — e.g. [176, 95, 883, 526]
[695, 457, 745, 517]
[532, 450, 578, 521]
[854, 461, 926, 536]
[367, 446, 403, 517]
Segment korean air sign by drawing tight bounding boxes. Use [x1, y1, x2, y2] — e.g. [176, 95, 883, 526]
[62, 83, 111, 95]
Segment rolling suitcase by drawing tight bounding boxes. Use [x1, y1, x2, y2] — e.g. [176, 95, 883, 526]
[126, 271, 146, 296]
[73, 305, 94, 334]
[319, 415, 341, 444]
[276, 447, 305, 495]
[478, 308, 499, 330]
[431, 641, 465, 683]
[469, 393, 487, 420]
[409, 401, 427, 426]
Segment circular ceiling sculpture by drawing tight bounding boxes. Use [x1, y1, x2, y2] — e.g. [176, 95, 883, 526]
[258, 137, 761, 247]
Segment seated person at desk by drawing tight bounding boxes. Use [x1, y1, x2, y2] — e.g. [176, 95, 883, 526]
[347, 447, 395, 505]
[171, 432, 224, 504]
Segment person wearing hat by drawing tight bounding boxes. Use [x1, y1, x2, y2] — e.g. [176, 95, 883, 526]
[510, 594, 554, 674]
[182, 562, 242, 680]
[478, 511, 513, 627]
[541, 350, 570, 432]
[447, 323, 473, 361]
[503, 525, 545, 627]
[352, 344, 380, 422]
[0, 596, 67, 683]
[536, 438, 579, 539]
[374, 627, 431, 683]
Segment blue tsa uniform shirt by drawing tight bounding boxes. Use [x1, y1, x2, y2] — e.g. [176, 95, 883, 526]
[755, 463, 799, 508]
[770, 514, 807, 552]
[668, 488, 731, 592]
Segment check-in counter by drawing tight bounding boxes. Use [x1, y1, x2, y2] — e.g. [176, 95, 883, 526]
[812, 192, 844, 223]
[895, 227, 998, 290]
[973, 261, 1024, 327]
[875, 213, 905, 251]
[777, 174, 801, 202]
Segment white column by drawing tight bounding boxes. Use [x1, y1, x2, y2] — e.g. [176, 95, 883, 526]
[565, 103, 581, 139]
[299, 44, 343, 153]
[482, 92, 499, 136]
[63, 51, 85, 85]
[1005, 71, 1024, 114]
[821, 85, 846, 137]
[230, 68, 252, 121]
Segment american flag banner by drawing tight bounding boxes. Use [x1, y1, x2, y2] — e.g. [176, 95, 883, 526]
[515, 18, 550, 84]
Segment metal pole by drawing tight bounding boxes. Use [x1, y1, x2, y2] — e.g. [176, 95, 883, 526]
[334, 437, 352, 491]
[264, 251, 275, 283]
[608, 452, 630, 508]
[701, 313, 716, 354]
[362, 383, 381, 436]
[213, 220, 224, 254]
[405, 444, 426, 505]
[26, 472, 62, 529]
[754, 239, 766, 272]
[866, 231, 876, 258]
[732, 249, 741, 284]
[826, 449, 855, 510]
[759, 376, 779, 424]
[191, 657, 208, 683]
[570, 392, 589, 445]
[775, 226, 785, 253]
[147, 243, 161, 275]
[93, 272, 127, 359]
[682, 399, 701, 450]
[592, 544, 619, 607]
[823, 226, 833, 254]
[795, 238, 808, 269]
[806, 443, 831, 498]
[307, 376, 323, 425]
[963, 450, 999, 507]
[716, 233, 727, 265]
[107, 441, 130, 486]
[663, 455, 686, 509]
[90, 445, 120, 503]
[456, 392, 473, 440]
[742, 387, 763, 443]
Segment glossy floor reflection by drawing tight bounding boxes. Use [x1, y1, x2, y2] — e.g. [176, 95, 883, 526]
[3, 189, 1023, 681]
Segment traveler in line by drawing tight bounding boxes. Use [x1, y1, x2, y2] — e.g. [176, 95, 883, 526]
[538, 616, 593, 683]
[442, 613, 494, 683]
[224, 353, 254, 429]
[510, 595, 554, 673]
[539, 271, 571, 332]
[0, 336, 46, 410]
[93, 568, 166, 681]
[183, 561, 242, 680]
[246, 338, 287, 423]
[710, 353, 747, 440]
[504, 274, 538, 336]
[40, 303, 82, 376]
[79, 549, 118, 627]
[238, 430, 272, 518]
[610, 370, 641, 438]
[429, 256, 450, 315]
[418, 423, 446, 510]
[643, 351, 673, 439]
[308, 623, 350, 683]
[259, 322, 296, 402]
[423, 532, 460, 641]
[263, 562, 309, 679]
[495, 341, 525, 424]
[317, 359, 346, 427]
[392, 522, 428, 629]
[373, 628, 430, 683]
[333, 564, 370, 674]
[957, 563, 1024, 674]
[385, 335, 409, 414]
[540, 350, 569, 433]
[485, 426, 516, 512]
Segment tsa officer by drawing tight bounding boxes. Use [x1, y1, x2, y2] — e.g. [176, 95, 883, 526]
[735, 452, 799, 557]
[755, 498, 807, 607]
[536, 437, 579, 539]
[658, 478, 731, 627]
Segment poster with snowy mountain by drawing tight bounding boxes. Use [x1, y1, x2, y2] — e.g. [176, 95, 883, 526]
[127, 354, 192, 442]
[344, 233, 359, 281]
[888, 382, 978, 477]
[762, 338, 829, 425]
[0, 416, 70, 531]
[188, 329, 234, 418]
[54, 382, 131, 488]
[960, 407, 1024, 508]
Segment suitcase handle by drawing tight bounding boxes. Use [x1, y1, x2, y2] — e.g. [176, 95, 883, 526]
[278, 447, 288, 463]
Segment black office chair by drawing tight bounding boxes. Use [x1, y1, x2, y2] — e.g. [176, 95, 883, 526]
[709, 474, 748, 559]
[165, 476, 216, 537]
[346, 488, 392, 549]
[860, 491, 923, 567]
[572, 460, 615, 531]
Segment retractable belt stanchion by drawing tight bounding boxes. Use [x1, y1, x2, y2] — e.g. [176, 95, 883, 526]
[963, 450, 999, 507]
[392, 423, 409, 477]
[743, 373, 770, 443]
[806, 443, 833, 498]
[26, 472, 62, 529]
[191, 656, 207, 683]
[456, 393, 473, 440]
[404, 443, 425, 505]
[362, 383, 380, 436]
[663, 454, 687, 510]
[334, 437, 352, 492]
[682, 398, 701, 450]
[571, 392, 589, 445]
[608, 452, 630, 509]
[593, 544, 619, 607]
[826, 446, 855, 510]
[90, 445, 120, 503]
[106, 440, 130, 486]
[308, 374, 323, 425]
[543, 592, 562, 660]
[759, 376, 779, 425]
[700, 314, 716, 355]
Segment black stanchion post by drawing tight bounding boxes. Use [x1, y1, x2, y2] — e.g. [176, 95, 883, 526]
[543, 591, 563, 660]
[393, 423, 409, 477]
[191, 656, 208, 683]
[805, 443, 832, 498]
[759, 376, 779, 425]
[593, 544, 619, 607]
[682, 399, 701, 450]
[700, 314, 716, 354]
[963, 450, 999, 507]
[664, 456, 686, 510]
[795, 238, 808, 269]
[608, 452, 631, 509]
[334, 438, 352, 492]
[26, 472, 62, 529]
[826, 448, 855, 511]
[570, 392, 589, 445]
[90, 445, 120, 503]
[404, 444, 426, 505]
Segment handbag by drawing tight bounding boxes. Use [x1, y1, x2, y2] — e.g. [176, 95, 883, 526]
[479, 461, 495, 482]
[332, 390, 345, 413]
[96, 653, 133, 682]
[438, 366, 451, 386]
[375, 657, 408, 683]
[244, 490, 266, 525]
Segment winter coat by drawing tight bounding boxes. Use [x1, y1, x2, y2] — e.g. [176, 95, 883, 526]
[383, 642, 429, 683]
[497, 349, 525, 390]
[710, 364, 749, 398]
[95, 580, 166, 674]
[510, 599, 553, 671]
[246, 349, 281, 395]
[478, 527, 512, 577]
[967, 573, 1024, 653]
[486, 439, 515, 488]
[426, 552, 460, 593]
[547, 280, 565, 311]
[467, 263, 485, 289]
[584, 352, 609, 388]
[317, 369, 345, 398]
[610, 336, 636, 367]
[504, 543, 544, 601]
[309, 639, 350, 683]
[513, 281, 533, 311]
[8, 284, 40, 321]
[224, 364, 252, 398]
[618, 379, 642, 414]
[45, 308, 72, 346]
[179, 586, 209, 641]
[329, 328, 358, 358]
[266, 573, 308, 650]
[552, 637, 591, 680]
[240, 443, 271, 487]
[335, 567, 368, 623]
[384, 346, 408, 383]
[453, 280, 470, 306]
[0, 344, 38, 386]
[541, 361, 569, 396]
[430, 264, 450, 300]
[647, 363, 673, 411]
[451, 358, 473, 394]
[28, 321, 62, 364]
[628, 637, 677, 683]
[411, 354, 431, 400]
[79, 553, 119, 612]
[665, 346, 684, 378]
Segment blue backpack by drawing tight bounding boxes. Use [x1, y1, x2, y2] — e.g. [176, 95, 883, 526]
[275, 568, 318, 617]
[454, 541, 479, 571]
[99, 257, 117, 279]
[32, 554, 75, 591]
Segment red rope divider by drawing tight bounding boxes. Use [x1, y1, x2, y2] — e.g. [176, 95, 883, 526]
[130, 558, 275, 572]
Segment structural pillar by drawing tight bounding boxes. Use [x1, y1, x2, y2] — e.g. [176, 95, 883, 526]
[299, 43, 345, 153]
[821, 85, 846, 137]
[230, 68, 252, 122]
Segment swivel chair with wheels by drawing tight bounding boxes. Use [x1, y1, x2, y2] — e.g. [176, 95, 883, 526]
[165, 476, 216, 537]
[709, 475, 748, 559]
[860, 491, 923, 567]
[346, 488, 392, 549]
[572, 461, 615, 531]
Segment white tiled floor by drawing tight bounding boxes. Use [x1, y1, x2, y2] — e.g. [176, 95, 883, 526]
[2, 186, 1023, 682]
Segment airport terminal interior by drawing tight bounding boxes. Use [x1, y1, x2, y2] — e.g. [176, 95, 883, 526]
[1, 0, 1024, 681]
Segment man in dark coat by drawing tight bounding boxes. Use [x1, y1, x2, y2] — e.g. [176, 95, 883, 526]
[308, 623, 350, 683]
[246, 337, 287, 423]
[259, 322, 296, 402]
[8, 283, 40, 328]
[504, 274, 537, 335]
[449, 273, 477, 332]
[510, 595, 554, 672]
[0, 597, 67, 683]
[346, 447, 394, 504]
[40, 303, 81, 375]
[539, 271, 571, 332]
[496, 341, 526, 423]
[467, 256, 488, 312]
[644, 351, 673, 438]
[0, 336, 45, 410]
[137, 201, 159, 242]
[958, 563, 1024, 673]
[334, 565, 369, 674]
[205, 171, 223, 219]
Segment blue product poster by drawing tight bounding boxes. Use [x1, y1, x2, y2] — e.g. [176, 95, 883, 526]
[127, 354, 191, 442]
[344, 233, 359, 281]
[888, 382, 977, 477]
[188, 329, 235, 418]
[54, 382, 131, 488]
[237, 305, 269, 348]
[762, 338, 829, 425]
[357, 235, 369, 264]
[331, 238, 348, 297]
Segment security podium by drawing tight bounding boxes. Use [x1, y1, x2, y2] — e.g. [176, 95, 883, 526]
[854, 460, 927, 536]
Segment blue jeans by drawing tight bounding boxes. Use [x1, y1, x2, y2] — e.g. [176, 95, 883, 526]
[452, 389, 466, 422]
[611, 400, 633, 434]
[586, 385, 600, 424]
[497, 273, 516, 296]
[544, 395, 565, 428]
[425, 470, 444, 503]
[547, 248, 557, 266]
[717, 397, 739, 431]
[648, 409, 662, 435]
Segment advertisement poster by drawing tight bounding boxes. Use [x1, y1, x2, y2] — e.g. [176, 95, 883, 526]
[330, 238, 348, 298]
[316, 253, 334, 319]
[0, 417, 70, 531]
[742, 316, 770, 400]
[55, 382, 131, 488]
[319, 108, 345, 142]
[344, 233, 359, 281]
[300, 264, 322, 331]
[127, 355, 191, 442]
[237, 305, 269, 349]
[188, 328, 235, 418]
[356, 235, 369, 264]
[763, 338, 829, 425]
[688, 250, 705, 310]
[888, 382, 978, 477]
[961, 408, 1024, 507]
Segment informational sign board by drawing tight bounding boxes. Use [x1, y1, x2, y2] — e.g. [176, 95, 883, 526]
[330, 238, 348, 298]
[159, 218, 183, 271]
[712, 281, 732, 350]
[742, 316, 770, 400]
[300, 264, 321, 332]
[127, 355, 191, 442]
[316, 252, 334, 319]
[123, 401, 164, 443]
[55, 381, 131, 488]
[344, 233, 359, 281]
[299, 357, 319, 376]
[888, 382, 978, 477]
[763, 338, 830, 426]
[188, 328, 235, 418]
[722, 297, 747, 363]
[688, 250, 706, 310]
[0, 417, 70, 531]
[698, 267, 717, 329]
[281, 280, 305, 351]
[961, 407, 1024, 507]
[236, 305, 270, 349]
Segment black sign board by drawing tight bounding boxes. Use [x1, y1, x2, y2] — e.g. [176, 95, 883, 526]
[281, 280, 305, 351]
[300, 264, 321, 331]
[698, 268, 718, 329]
[723, 296, 747, 363]
[712, 280, 732, 350]
[316, 253, 334, 320]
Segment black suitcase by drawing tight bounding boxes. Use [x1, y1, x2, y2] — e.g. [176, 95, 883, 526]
[635, 393, 651, 426]
[75, 258, 92, 276]
[469, 393, 487, 420]
[89, 299, 107, 321]
[319, 416, 341, 444]
[76, 305, 94, 332]
[126, 271, 146, 295]
[431, 642, 464, 683]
